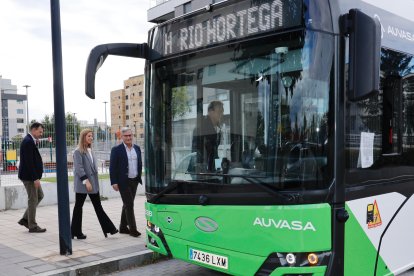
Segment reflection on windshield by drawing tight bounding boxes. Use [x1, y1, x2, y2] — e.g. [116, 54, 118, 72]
[147, 31, 333, 193]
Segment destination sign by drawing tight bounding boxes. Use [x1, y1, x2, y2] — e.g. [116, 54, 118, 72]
[154, 0, 302, 57]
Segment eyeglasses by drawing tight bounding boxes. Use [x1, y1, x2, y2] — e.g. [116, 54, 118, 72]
[123, 134, 132, 137]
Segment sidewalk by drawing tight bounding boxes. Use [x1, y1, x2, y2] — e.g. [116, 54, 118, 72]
[0, 195, 156, 276]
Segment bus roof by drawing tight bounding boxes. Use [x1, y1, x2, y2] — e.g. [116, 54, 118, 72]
[338, 0, 414, 55]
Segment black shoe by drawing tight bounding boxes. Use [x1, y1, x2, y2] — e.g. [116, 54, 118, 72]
[72, 233, 87, 239]
[129, 230, 141, 237]
[119, 228, 130, 234]
[18, 219, 29, 229]
[29, 226, 46, 233]
[104, 229, 118, 238]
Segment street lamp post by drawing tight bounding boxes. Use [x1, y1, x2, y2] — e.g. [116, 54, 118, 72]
[23, 85, 31, 132]
[103, 101, 108, 150]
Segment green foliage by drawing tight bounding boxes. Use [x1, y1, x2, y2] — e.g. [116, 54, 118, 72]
[11, 135, 24, 146]
[171, 86, 191, 119]
[40, 112, 81, 147]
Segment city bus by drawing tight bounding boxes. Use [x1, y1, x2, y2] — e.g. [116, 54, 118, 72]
[84, 0, 414, 275]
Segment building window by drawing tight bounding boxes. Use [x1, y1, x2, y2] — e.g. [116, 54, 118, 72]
[139, 113, 143, 117]
[140, 123, 144, 128]
[126, 105, 129, 110]
[139, 92, 142, 96]
[126, 95, 129, 100]
[17, 109, 24, 114]
[119, 116, 121, 119]
[17, 100, 23, 104]
[17, 118, 24, 123]
[140, 134, 144, 138]
[126, 115, 130, 120]
[184, 2, 191, 14]
[17, 128, 25, 133]
[139, 102, 143, 107]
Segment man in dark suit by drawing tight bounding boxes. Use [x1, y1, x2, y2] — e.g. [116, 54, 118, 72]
[191, 100, 224, 172]
[18, 122, 46, 233]
[110, 127, 142, 237]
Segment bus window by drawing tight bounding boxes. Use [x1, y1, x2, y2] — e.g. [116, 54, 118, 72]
[382, 76, 402, 155]
[147, 30, 334, 193]
[345, 49, 414, 185]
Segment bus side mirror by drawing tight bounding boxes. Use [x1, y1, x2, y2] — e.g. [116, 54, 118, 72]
[342, 9, 381, 101]
[85, 43, 149, 99]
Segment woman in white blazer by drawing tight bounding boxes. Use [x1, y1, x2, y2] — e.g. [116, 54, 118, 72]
[71, 129, 118, 239]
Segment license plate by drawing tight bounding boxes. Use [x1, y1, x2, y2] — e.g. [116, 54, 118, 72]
[189, 248, 228, 269]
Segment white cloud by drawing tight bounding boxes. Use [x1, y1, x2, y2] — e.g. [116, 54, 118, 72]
[0, 0, 153, 124]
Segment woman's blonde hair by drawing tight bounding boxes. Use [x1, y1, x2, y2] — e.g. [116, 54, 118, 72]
[78, 128, 93, 153]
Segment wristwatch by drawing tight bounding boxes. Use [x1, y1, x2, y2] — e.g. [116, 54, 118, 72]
[82, 179, 87, 184]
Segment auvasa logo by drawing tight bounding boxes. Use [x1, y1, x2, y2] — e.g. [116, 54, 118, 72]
[253, 217, 316, 231]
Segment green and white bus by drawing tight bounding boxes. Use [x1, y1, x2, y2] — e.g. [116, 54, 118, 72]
[85, 0, 414, 275]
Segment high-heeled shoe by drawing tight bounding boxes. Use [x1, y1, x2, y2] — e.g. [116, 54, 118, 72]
[72, 233, 87, 239]
[104, 229, 119, 238]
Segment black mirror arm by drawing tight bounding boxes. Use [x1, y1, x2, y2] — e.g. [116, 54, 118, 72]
[85, 43, 149, 99]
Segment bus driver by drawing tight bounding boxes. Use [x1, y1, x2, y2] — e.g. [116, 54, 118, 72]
[190, 100, 224, 174]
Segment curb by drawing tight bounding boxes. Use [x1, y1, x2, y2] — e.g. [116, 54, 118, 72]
[34, 250, 160, 276]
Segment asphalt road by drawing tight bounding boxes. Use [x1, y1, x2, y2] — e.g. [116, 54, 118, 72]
[108, 258, 228, 276]
[108, 258, 414, 276]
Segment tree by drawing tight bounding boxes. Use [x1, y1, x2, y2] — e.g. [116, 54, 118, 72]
[40, 112, 81, 147]
[171, 86, 191, 119]
[358, 49, 414, 130]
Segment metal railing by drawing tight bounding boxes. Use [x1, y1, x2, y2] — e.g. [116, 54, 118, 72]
[0, 119, 145, 186]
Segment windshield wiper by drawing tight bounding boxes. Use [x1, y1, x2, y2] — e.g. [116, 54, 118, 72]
[148, 182, 179, 203]
[148, 179, 223, 203]
[235, 175, 299, 203]
[186, 172, 300, 203]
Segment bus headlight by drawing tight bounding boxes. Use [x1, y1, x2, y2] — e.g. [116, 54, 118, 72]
[256, 251, 332, 275]
[147, 220, 161, 235]
[276, 251, 331, 267]
[285, 253, 296, 265]
[307, 253, 319, 265]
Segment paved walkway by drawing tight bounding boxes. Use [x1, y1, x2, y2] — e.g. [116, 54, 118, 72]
[0, 195, 152, 276]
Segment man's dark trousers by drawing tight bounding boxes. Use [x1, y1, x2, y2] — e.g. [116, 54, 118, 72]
[22, 180, 44, 229]
[119, 178, 139, 231]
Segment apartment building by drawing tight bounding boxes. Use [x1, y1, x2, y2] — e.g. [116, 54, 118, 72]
[0, 76, 27, 141]
[110, 75, 144, 143]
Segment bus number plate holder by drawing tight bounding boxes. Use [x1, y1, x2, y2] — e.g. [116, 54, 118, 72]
[189, 248, 228, 269]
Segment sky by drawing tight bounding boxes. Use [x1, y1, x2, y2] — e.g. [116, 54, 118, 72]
[2, 0, 411, 126]
[0, 0, 153, 124]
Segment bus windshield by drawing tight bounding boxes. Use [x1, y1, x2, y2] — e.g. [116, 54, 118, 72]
[147, 30, 334, 196]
